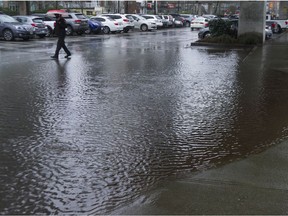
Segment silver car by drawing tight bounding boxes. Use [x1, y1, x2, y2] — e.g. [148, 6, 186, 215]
[127, 14, 157, 31]
[14, 15, 48, 38]
[0, 14, 34, 41]
[45, 12, 89, 36]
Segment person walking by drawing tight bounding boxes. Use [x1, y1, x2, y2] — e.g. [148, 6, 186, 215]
[51, 13, 71, 59]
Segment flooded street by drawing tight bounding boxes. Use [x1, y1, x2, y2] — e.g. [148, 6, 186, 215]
[1, 28, 288, 214]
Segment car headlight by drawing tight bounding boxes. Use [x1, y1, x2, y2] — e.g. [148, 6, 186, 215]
[15, 26, 24, 30]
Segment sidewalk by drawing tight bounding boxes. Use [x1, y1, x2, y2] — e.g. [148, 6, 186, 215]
[113, 33, 288, 215]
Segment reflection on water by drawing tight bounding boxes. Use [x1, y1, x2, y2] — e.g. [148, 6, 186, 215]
[1, 30, 288, 214]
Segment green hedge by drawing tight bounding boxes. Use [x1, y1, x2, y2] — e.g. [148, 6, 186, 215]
[208, 18, 238, 38]
[0, 7, 18, 16]
[199, 32, 263, 45]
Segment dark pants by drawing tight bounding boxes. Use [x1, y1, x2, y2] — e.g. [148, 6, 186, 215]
[54, 36, 71, 57]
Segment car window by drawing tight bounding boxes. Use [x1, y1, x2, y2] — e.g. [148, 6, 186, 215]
[44, 16, 55, 21]
[32, 18, 43, 23]
[110, 15, 121, 19]
[93, 17, 105, 22]
[75, 14, 86, 19]
[0, 15, 19, 23]
[142, 16, 152, 19]
[65, 15, 73, 19]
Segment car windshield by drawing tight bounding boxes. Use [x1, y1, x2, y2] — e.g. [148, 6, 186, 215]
[0, 15, 18, 23]
[193, 18, 205, 22]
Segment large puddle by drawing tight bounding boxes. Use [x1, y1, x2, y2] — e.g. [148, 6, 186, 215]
[1, 29, 288, 214]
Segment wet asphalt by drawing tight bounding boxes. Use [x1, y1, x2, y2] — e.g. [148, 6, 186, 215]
[1, 28, 288, 214]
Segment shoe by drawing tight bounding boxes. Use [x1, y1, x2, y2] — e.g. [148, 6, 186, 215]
[51, 56, 58, 59]
[65, 54, 71, 58]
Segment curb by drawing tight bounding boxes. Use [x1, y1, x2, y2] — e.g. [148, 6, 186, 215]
[190, 41, 255, 49]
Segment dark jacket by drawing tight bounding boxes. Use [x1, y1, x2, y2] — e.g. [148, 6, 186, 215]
[54, 17, 67, 37]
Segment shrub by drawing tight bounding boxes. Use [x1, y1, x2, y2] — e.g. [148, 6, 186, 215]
[201, 34, 237, 44]
[237, 32, 263, 45]
[198, 32, 263, 45]
[0, 7, 18, 16]
[208, 18, 237, 38]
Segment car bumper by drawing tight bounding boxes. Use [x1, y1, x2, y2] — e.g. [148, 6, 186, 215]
[35, 28, 48, 35]
[15, 30, 34, 39]
[124, 26, 134, 31]
[148, 24, 157, 30]
[74, 24, 89, 32]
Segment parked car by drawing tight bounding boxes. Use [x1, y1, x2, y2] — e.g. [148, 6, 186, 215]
[141, 15, 163, 29]
[127, 14, 157, 31]
[159, 15, 174, 27]
[0, 14, 34, 41]
[266, 20, 282, 33]
[173, 16, 184, 27]
[31, 13, 56, 37]
[86, 18, 102, 34]
[265, 25, 273, 39]
[202, 14, 218, 19]
[46, 11, 89, 36]
[90, 16, 123, 34]
[13, 15, 48, 38]
[180, 14, 198, 27]
[113, 14, 135, 33]
[198, 19, 273, 40]
[191, 17, 209, 30]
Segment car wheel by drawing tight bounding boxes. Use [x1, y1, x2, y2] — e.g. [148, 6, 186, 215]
[276, 25, 282, 33]
[103, 26, 110, 34]
[66, 25, 73, 36]
[46, 27, 52, 37]
[140, 24, 148, 31]
[191, 28, 194, 31]
[23, 38, 30, 41]
[123, 29, 129, 33]
[203, 32, 211, 38]
[85, 28, 91, 34]
[3, 29, 14, 41]
[39, 34, 46, 38]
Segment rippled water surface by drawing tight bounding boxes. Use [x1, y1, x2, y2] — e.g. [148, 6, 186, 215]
[1, 29, 288, 214]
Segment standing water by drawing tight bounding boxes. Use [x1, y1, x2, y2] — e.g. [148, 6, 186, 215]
[1, 29, 288, 214]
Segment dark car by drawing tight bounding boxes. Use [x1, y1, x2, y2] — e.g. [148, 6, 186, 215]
[0, 14, 34, 41]
[14, 15, 48, 38]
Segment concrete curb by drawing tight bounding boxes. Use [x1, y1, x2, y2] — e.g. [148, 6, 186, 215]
[191, 41, 255, 49]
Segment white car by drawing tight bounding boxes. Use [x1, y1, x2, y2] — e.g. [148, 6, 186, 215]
[101, 14, 128, 33]
[190, 17, 209, 30]
[90, 16, 123, 34]
[141, 14, 163, 29]
[127, 14, 157, 31]
[113, 14, 135, 33]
